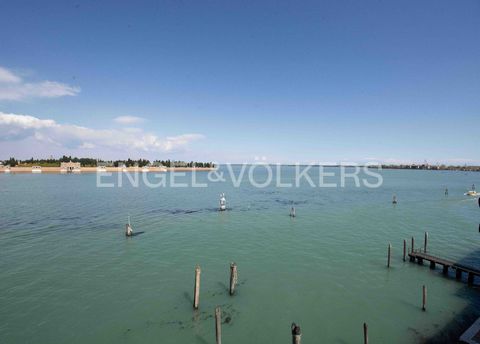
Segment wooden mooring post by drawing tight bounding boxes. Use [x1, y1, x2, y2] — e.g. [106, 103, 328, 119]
[193, 265, 201, 309]
[422, 285, 427, 311]
[424, 232, 428, 253]
[215, 307, 222, 344]
[411, 236, 415, 253]
[403, 239, 406, 261]
[291, 323, 301, 344]
[387, 243, 392, 268]
[229, 262, 238, 295]
[363, 322, 368, 344]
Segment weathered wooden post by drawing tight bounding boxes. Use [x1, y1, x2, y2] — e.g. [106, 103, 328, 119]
[422, 285, 427, 311]
[456, 269, 462, 280]
[468, 272, 474, 285]
[403, 239, 406, 262]
[411, 236, 415, 253]
[442, 265, 449, 275]
[291, 323, 301, 344]
[215, 307, 222, 344]
[424, 232, 428, 253]
[229, 262, 238, 295]
[387, 243, 392, 268]
[363, 322, 368, 344]
[193, 265, 201, 309]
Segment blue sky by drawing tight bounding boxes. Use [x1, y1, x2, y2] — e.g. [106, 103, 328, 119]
[0, 0, 479, 164]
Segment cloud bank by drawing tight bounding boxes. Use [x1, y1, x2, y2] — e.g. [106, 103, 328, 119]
[0, 112, 204, 156]
[114, 115, 145, 125]
[0, 66, 80, 101]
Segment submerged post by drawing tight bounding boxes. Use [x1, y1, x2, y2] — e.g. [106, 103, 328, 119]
[363, 322, 368, 344]
[215, 307, 222, 344]
[229, 262, 238, 295]
[422, 285, 427, 311]
[193, 265, 201, 309]
[403, 239, 406, 261]
[387, 243, 392, 268]
[291, 323, 301, 344]
[424, 232, 428, 253]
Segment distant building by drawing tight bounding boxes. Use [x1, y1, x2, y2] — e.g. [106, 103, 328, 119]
[60, 161, 81, 172]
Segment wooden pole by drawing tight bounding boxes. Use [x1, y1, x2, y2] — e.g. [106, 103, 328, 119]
[403, 239, 406, 262]
[193, 265, 201, 309]
[422, 285, 427, 311]
[215, 307, 222, 344]
[363, 322, 368, 344]
[387, 243, 392, 268]
[291, 323, 301, 344]
[424, 232, 428, 253]
[229, 262, 238, 295]
[411, 237, 415, 253]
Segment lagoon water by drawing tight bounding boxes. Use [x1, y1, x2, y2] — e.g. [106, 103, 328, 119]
[1, 167, 479, 343]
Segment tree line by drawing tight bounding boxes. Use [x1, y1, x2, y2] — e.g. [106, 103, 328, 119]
[2, 156, 215, 168]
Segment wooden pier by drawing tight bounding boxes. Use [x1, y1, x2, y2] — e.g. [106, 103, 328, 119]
[408, 250, 480, 285]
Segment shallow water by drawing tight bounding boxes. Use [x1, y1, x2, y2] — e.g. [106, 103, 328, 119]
[1, 167, 479, 343]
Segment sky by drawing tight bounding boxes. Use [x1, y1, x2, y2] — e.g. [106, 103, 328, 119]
[0, 0, 479, 164]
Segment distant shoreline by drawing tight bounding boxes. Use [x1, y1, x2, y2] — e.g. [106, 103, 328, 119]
[1, 166, 215, 174]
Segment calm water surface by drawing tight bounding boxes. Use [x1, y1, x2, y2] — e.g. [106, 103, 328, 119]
[1, 167, 479, 343]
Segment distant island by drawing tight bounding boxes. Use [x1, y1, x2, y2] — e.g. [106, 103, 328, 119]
[1, 156, 215, 168]
[376, 163, 480, 172]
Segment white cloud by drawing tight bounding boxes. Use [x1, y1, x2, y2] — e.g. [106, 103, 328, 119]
[0, 66, 80, 101]
[114, 115, 145, 125]
[0, 112, 205, 154]
[0, 66, 22, 83]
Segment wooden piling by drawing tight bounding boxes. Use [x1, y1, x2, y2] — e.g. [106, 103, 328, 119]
[430, 261, 436, 269]
[229, 262, 238, 295]
[422, 285, 427, 311]
[456, 269, 462, 280]
[193, 265, 201, 309]
[215, 307, 222, 344]
[363, 322, 368, 344]
[468, 272, 474, 285]
[291, 323, 301, 344]
[411, 237, 415, 253]
[424, 232, 428, 253]
[403, 239, 406, 262]
[442, 265, 449, 275]
[387, 243, 392, 268]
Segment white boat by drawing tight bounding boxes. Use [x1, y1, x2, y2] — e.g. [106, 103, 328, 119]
[125, 216, 133, 237]
[32, 166, 42, 173]
[96, 166, 107, 173]
[60, 168, 67, 173]
[141, 167, 150, 173]
[219, 193, 226, 211]
[158, 166, 167, 172]
[465, 184, 478, 196]
[72, 167, 81, 173]
[4, 167, 11, 174]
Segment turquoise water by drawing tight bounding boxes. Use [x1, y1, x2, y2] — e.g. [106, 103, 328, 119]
[1, 167, 479, 343]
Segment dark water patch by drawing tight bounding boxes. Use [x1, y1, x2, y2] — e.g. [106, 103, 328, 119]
[423, 248, 480, 343]
[145, 207, 220, 216]
[274, 199, 309, 206]
[195, 335, 209, 344]
[126, 231, 145, 237]
[58, 215, 83, 221]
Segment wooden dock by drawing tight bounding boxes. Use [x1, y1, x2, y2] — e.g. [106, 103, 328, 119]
[408, 250, 480, 285]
